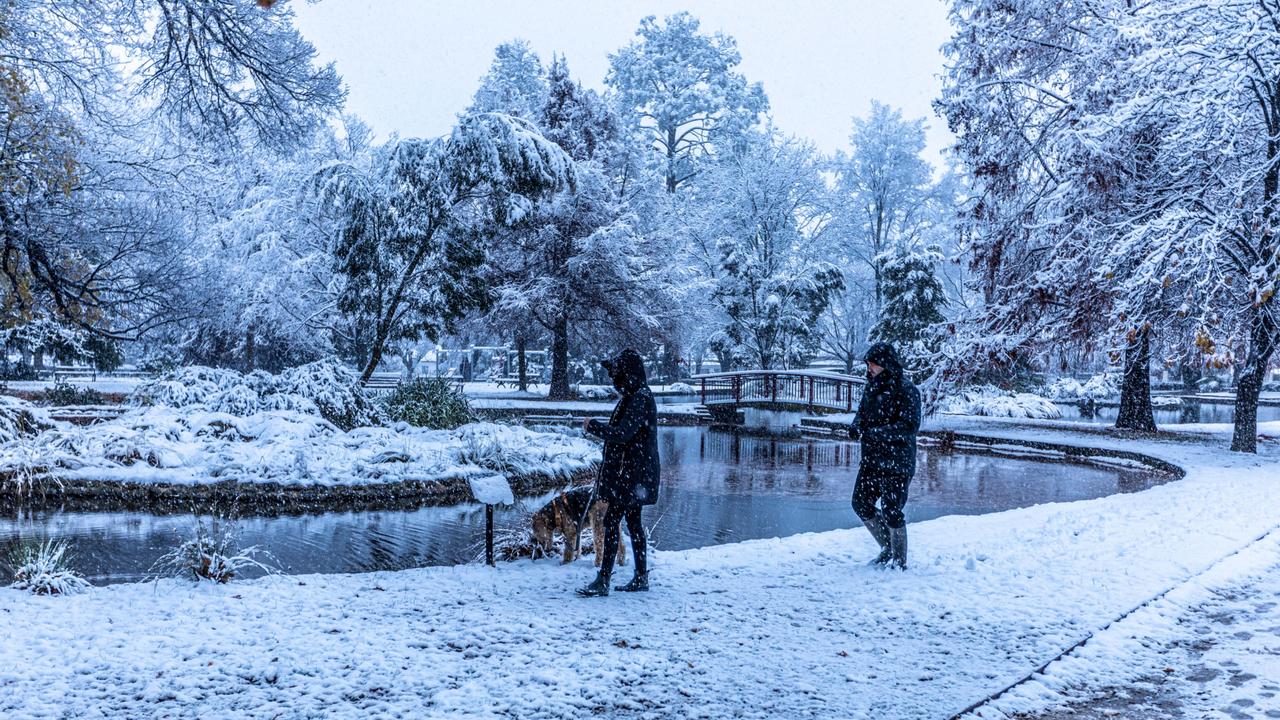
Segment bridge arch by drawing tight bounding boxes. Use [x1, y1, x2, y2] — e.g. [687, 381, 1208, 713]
[693, 370, 865, 417]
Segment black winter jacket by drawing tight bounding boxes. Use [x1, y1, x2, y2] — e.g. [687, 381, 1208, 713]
[849, 343, 922, 478]
[587, 350, 661, 507]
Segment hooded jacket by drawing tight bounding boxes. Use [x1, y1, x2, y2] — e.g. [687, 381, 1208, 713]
[850, 342, 922, 477]
[586, 349, 660, 507]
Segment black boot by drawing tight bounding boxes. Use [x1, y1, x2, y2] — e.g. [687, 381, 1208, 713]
[576, 571, 611, 597]
[887, 526, 908, 570]
[615, 574, 648, 592]
[862, 512, 892, 567]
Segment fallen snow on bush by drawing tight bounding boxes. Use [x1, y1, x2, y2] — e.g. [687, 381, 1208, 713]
[0, 396, 54, 444]
[0, 399, 598, 488]
[944, 386, 1063, 419]
[1043, 374, 1119, 402]
[130, 359, 383, 431]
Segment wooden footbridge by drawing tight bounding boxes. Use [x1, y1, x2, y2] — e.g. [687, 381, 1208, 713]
[693, 370, 865, 422]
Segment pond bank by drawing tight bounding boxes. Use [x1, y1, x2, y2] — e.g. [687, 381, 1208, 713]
[0, 464, 598, 516]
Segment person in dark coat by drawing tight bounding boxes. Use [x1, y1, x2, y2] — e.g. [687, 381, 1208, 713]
[849, 342, 921, 570]
[577, 348, 660, 597]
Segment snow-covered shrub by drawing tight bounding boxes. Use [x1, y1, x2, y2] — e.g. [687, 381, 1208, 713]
[668, 382, 696, 394]
[39, 382, 105, 407]
[943, 386, 1063, 419]
[0, 396, 53, 443]
[150, 522, 275, 583]
[382, 377, 473, 429]
[579, 385, 618, 400]
[275, 359, 383, 431]
[1043, 374, 1120, 402]
[129, 359, 383, 431]
[8, 540, 91, 596]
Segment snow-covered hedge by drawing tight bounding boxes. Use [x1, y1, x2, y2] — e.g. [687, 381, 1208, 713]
[668, 382, 696, 394]
[0, 399, 598, 488]
[130, 360, 383, 431]
[943, 386, 1063, 419]
[1042, 374, 1120, 402]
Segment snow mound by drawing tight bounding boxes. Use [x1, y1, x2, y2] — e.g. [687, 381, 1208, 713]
[130, 359, 382, 431]
[668, 382, 696, 394]
[1043, 374, 1119, 402]
[944, 386, 1063, 419]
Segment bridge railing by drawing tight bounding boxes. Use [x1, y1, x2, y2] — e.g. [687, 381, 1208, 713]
[693, 370, 864, 413]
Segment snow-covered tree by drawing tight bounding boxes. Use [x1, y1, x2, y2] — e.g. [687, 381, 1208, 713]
[936, 0, 1162, 429]
[606, 12, 769, 194]
[871, 241, 947, 378]
[1098, 0, 1280, 451]
[835, 102, 937, 311]
[310, 113, 575, 382]
[484, 57, 672, 398]
[467, 40, 549, 122]
[699, 134, 843, 369]
[0, 0, 341, 349]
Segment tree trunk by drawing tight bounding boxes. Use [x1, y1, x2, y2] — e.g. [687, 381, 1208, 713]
[715, 347, 734, 374]
[245, 325, 256, 373]
[516, 335, 528, 393]
[360, 324, 389, 383]
[1179, 361, 1201, 394]
[1115, 326, 1156, 433]
[33, 349, 44, 371]
[1231, 311, 1278, 453]
[548, 315, 572, 400]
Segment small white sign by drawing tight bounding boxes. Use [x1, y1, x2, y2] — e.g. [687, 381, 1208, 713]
[468, 474, 514, 506]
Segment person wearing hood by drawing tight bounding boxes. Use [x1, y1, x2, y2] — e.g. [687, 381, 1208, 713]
[848, 342, 921, 570]
[576, 348, 660, 597]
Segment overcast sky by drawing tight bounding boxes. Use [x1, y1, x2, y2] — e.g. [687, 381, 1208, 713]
[292, 0, 956, 169]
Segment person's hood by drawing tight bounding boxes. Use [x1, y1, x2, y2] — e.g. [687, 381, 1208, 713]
[863, 342, 905, 379]
[603, 349, 648, 394]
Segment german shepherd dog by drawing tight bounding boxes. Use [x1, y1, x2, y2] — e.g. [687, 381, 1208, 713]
[531, 486, 627, 566]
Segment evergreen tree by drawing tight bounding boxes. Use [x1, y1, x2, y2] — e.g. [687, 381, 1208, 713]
[871, 241, 947, 377]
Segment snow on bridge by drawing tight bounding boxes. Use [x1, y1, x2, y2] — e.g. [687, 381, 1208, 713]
[693, 369, 865, 414]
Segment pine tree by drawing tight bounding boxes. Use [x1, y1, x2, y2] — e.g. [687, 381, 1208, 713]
[871, 241, 946, 377]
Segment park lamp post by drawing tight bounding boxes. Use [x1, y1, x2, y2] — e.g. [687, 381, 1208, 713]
[468, 473, 514, 566]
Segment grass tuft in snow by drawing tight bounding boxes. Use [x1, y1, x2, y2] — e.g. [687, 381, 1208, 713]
[7, 539, 91, 596]
[150, 521, 277, 583]
[944, 385, 1063, 419]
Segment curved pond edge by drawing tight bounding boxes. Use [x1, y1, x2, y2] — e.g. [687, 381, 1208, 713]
[798, 418, 1186, 480]
[0, 464, 599, 516]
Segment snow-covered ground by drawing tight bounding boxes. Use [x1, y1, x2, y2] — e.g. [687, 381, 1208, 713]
[4, 377, 142, 396]
[2, 419, 1278, 718]
[966, 531, 1280, 719]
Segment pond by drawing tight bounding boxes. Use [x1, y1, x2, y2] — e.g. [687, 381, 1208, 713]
[1054, 401, 1280, 425]
[0, 427, 1168, 585]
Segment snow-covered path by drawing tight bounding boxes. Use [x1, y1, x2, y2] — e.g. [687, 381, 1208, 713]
[2, 423, 1278, 719]
[976, 531, 1280, 719]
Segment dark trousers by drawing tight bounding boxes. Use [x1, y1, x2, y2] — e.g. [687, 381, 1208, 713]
[852, 470, 911, 529]
[600, 503, 646, 577]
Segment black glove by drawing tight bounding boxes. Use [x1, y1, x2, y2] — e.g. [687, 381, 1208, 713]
[847, 423, 860, 441]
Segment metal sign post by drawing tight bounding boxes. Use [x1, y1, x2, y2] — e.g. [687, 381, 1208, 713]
[468, 474, 514, 567]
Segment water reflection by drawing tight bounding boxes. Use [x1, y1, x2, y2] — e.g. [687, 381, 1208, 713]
[0, 427, 1166, 584]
